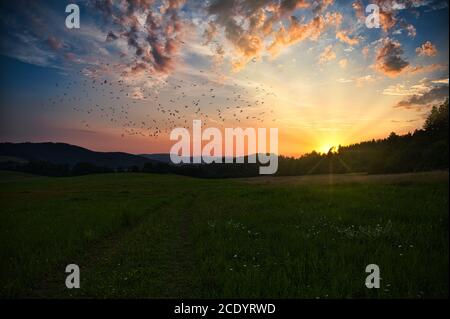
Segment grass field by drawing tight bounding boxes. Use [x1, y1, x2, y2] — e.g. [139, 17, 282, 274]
[0, 170, 448, 298]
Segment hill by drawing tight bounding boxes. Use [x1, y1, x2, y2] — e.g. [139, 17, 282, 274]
[0, 142, 152, 169]
[139, 153, 172, 163]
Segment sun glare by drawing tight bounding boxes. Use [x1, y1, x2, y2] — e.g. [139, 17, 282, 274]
[318, 143, 336, 154]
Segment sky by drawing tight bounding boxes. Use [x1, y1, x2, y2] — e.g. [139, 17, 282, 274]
[0, 0, 448, 157]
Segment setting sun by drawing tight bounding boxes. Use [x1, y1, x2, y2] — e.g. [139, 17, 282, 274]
[318, 144, 336, 154]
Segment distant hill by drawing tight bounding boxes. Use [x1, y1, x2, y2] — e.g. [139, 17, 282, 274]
[139, 153, 172, 163]
[139, 154, 270, 164]
[138, 154, 229, 164]
[0, 142, 152, 169]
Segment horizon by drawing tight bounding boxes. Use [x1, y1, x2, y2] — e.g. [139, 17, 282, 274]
[0, 119, 434, 158]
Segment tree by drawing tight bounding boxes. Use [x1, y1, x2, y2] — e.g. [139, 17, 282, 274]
[424, 99, 449, 136]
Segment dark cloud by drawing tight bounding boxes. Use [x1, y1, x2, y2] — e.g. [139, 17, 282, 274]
[92, 0, 187, 77]
[375, 38, 409, 77]
[396, 85, 449, 108]
[279, 0, 310, 15]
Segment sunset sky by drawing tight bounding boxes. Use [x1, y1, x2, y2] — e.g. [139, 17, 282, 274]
[0, 0, 448, 157]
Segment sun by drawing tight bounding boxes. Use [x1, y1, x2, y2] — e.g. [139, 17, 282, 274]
[318, 143, 337, 154]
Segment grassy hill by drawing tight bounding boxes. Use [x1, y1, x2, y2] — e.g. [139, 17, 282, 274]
[0, 170, 448, 298]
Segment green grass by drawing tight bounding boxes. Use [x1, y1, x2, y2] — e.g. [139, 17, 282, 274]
[0, 170, 448, 298]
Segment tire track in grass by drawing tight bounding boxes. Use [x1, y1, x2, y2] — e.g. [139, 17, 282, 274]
[29, 197, 171, 298]
[164, 191, 200, 297]
[34, 192, 198, 298]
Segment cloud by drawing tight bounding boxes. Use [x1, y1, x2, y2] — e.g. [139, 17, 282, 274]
[406, 24, 417, 38]
[336, 74, 378, 86]
[203, 0, 344, 71]
[383, 82, 430, 96]
[312, 0, 334, 15]
[407, 63, 447, 75]
[374, 38, 444, 78]
[318, 45, 336, 64]
[379, 9, 397, 32]
[374, 38, 409, 77]
[432, 78, 449, 84]
[1, 0, 447, 82]
[131, 87, 146, 100]
[0, 0, 189, 87]
[395, 84, 449, 108]
[370, 0, 441, 33]
[355, 74, 376, 87]
[362, 45, 370, 58]
[202, 21, 218, 46]
[113, 0, 186, 75]
[416, 41, 438, 57]
[88, 0, 189, 84]
[352, 0, 364, 20]
[337, 78, 353, 83]
[279, 0, 311, 15]
[268, 15, 328, 57]
[338, 58, 348, 68]
[336, 30, 359, 46]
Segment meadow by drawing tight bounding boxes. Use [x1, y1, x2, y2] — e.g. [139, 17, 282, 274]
[0, 170, 448, 298]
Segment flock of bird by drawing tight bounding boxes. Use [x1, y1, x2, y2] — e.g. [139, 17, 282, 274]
[45, 66, 279, 140]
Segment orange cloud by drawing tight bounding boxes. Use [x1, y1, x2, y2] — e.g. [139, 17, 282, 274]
[336, 30, 359, 46]
[416, 41, 438, 57]
[362, 45, 370, 58]
[352, 0, 364, 20]
[319, 45, 336, 64]
[204, 1, 344, 71]
[379, 9, 397, 31]
[268, 15, 328, 57]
